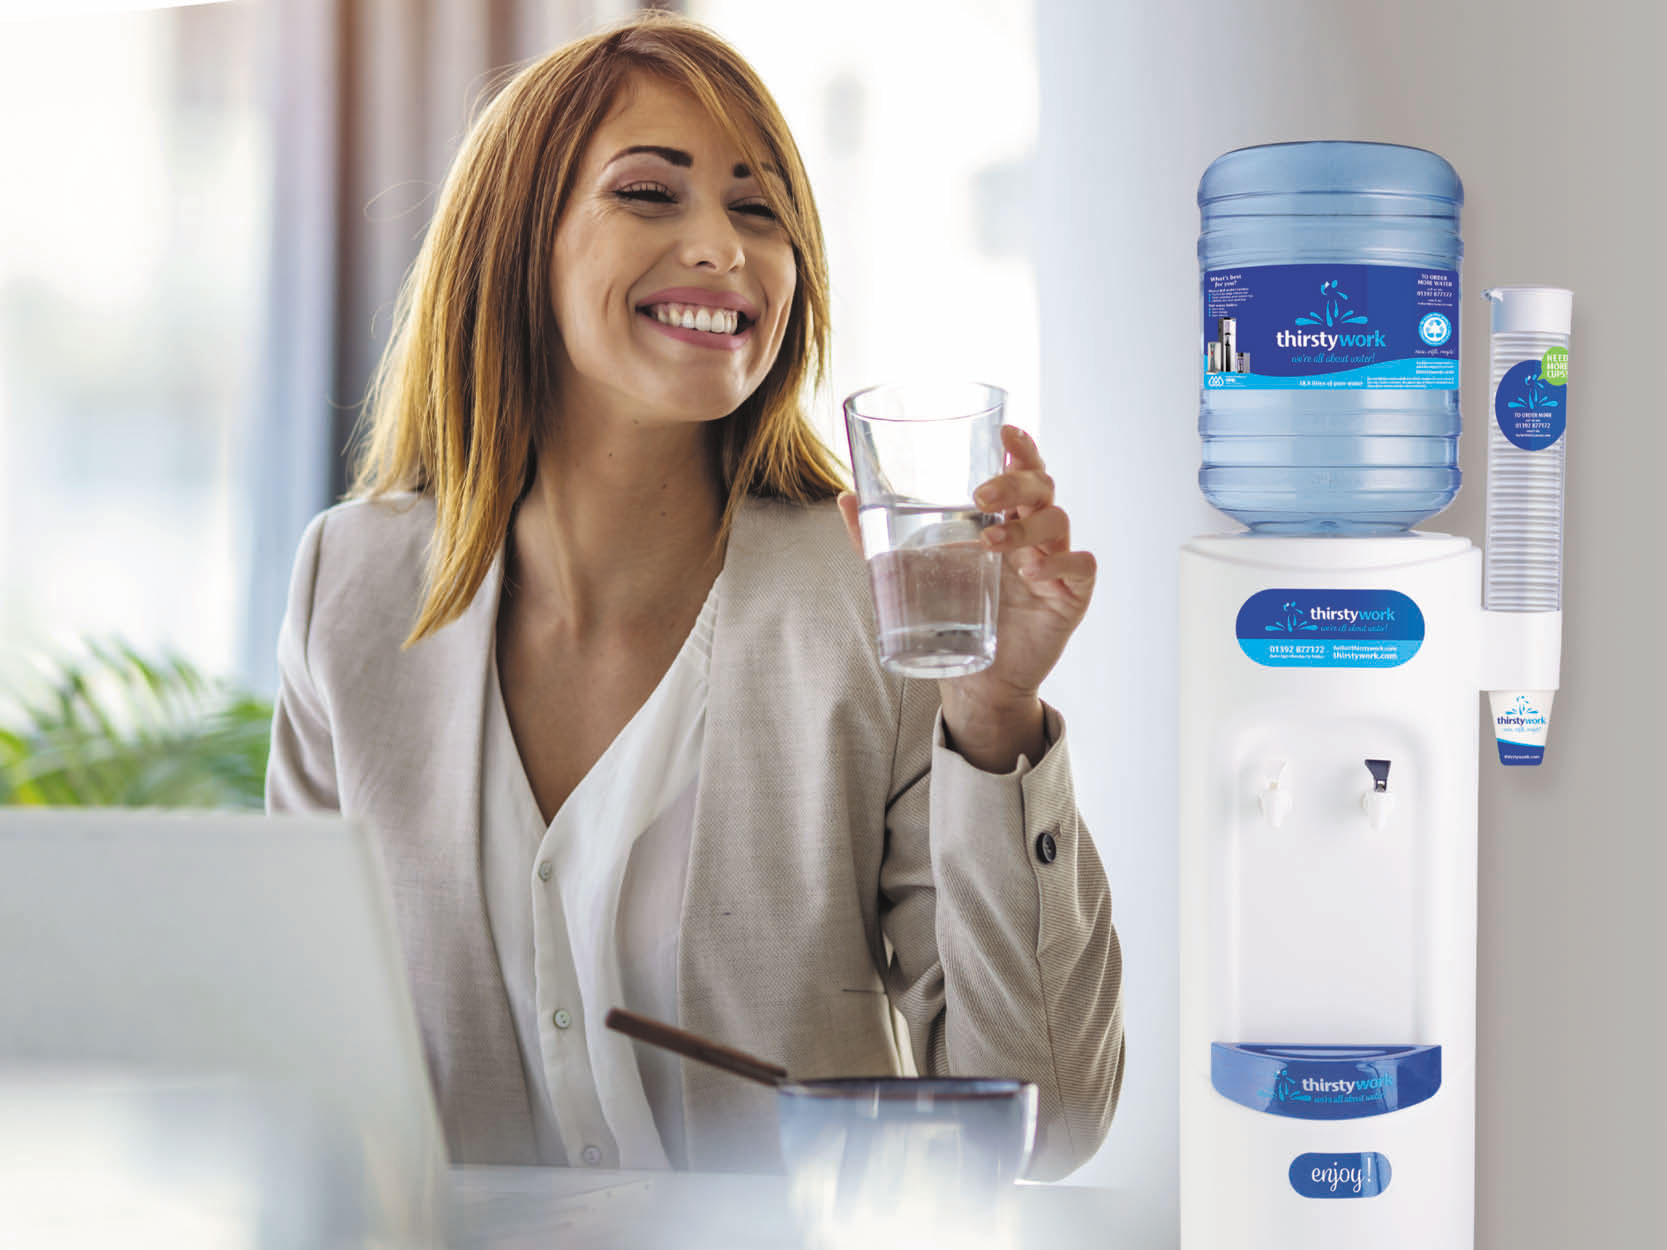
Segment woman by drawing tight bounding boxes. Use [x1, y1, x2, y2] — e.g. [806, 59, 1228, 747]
[267, 12, 1122, 1181]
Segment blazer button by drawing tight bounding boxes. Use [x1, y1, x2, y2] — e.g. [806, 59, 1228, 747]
[581, 1145, 603, 1166]
[1034, 831, 1058, 864]
[537, 860, 554, 882]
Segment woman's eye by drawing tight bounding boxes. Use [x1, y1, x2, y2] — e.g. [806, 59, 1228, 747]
[615, 183, 675, 204]
[732, 201, 777, 220]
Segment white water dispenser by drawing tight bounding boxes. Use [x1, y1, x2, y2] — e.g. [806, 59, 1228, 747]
[1179, 535, 1479, 1248]
[1180, 141, 1569, 1249]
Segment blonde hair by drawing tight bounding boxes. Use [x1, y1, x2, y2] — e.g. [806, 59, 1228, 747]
[352, 11, 843, 644]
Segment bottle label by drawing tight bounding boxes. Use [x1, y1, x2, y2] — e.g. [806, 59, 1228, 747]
[1235, 588, 1425, 668]
[1493, 349, 1568, 450]
[1202, 264, 1459, 390]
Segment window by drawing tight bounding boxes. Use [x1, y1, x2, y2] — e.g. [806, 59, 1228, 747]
[0, 1, 265, 685]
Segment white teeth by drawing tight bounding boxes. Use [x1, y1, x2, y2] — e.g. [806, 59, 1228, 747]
[647, 302, 741, 335]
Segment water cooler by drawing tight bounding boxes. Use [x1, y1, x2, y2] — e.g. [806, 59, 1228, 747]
[1179, 534, 1478, 1248]
[1179, 143, 1570, 1249]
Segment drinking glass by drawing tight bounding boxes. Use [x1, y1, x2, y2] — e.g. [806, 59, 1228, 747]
[843, 382, 1006, 679]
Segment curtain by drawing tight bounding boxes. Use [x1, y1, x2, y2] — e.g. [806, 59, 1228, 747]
[242, 0, 649, 691]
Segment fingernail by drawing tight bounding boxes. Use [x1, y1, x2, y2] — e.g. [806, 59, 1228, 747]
[974, 486, 998, 509]
[984, 525, 1006, 546]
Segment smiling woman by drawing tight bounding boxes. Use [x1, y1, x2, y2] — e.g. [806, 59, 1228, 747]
[547, 78, 798, 437]
[266, 10, 1122, 1182]
[349, 20, 842, 645]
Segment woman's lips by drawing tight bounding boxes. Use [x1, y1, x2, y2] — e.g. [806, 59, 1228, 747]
[638, 287, 759, 320]
[638, 307, 751, 352]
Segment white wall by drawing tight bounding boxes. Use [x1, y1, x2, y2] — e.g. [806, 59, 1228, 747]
[692, 0, 1042, 443]
[1035, 1, 1664, 1245]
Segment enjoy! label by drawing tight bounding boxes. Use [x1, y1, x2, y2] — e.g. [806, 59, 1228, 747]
[1289, 1152, 1393, 1198]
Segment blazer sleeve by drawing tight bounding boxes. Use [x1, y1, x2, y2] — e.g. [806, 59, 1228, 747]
[877, 684, 1125, 1181]
[265, 512, 341, 814]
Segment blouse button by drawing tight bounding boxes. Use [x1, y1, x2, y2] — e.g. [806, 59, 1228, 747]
[581, 1145, 603, 1166]
[537, 860, 554, 882]
[553, 1009, 572, 1030]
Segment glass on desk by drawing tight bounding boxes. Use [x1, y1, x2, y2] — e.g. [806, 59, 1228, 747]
[844, 382, 1007, 679]
[778, 1076, 1037, 1250]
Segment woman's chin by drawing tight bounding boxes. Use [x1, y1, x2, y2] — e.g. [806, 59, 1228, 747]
[641, 382, 758, 426]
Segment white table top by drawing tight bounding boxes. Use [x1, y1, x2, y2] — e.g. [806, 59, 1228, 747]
[447, 1165, 1174, 1250]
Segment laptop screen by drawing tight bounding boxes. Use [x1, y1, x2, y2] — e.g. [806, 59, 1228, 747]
[0, 809, 447, 1246]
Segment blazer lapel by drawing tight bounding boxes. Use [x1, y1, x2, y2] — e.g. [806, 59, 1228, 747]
[404, 542, 540, 1165]
[672, 496, 907, 1173]
[677, 498, 799, 1172]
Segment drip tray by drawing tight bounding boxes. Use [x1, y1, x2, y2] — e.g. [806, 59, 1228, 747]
[1211, 1043, 1441, 1119]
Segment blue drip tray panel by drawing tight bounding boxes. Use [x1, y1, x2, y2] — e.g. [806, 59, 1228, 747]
[1211, 1043, 1441, 1119]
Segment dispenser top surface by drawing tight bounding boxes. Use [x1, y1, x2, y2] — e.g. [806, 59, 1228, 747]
[1183, 530, 1473, 574]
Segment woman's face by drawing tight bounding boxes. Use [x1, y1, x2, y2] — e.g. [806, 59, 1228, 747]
[548, 75, 797, 431]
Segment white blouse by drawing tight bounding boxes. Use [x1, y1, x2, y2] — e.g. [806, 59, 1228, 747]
[480, 575, 720, 1170]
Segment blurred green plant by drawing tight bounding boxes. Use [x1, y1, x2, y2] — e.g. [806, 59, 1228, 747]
[0, 641, 271, 809]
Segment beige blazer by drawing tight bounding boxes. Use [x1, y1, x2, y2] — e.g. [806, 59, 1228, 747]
[266, 492, 1123, 1180]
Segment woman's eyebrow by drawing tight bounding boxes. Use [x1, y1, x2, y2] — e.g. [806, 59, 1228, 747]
[607, 144, 693, 168]
[605, 145, 778, 183]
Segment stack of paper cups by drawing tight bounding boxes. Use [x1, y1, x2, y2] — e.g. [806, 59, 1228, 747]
[1482, 286, 1572, 765]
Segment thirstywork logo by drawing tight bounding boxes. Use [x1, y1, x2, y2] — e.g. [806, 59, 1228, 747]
[1262, 599, 1397, 632]
[1307, 605, 1396, 624]
[1276, 277, 1385, 350]
[1267, 1066, 1395, 1106]
[1497, 693, 1547, 729]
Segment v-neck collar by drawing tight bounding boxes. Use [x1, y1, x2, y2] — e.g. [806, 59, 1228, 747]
[485, 570, 723, 836]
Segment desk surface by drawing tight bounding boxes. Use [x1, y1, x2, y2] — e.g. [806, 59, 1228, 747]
[448, 1165, 1173, 1250]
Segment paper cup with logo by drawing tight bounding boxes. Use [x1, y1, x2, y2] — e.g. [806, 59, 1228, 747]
[1489, 690, 1554, 765]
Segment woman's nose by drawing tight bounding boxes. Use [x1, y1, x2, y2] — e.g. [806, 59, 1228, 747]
[679, 200, 745, 273]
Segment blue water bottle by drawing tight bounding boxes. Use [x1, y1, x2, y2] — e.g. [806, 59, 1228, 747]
[1198, 142, 1464, 533]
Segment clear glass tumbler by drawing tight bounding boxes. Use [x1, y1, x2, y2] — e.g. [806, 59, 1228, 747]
[843, 382, 1007, 679]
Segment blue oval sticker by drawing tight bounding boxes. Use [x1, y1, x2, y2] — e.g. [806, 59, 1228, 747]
[1236, 589, 1424, 668]
[1494, 357, 1567, 451]
[1289, 1152, 1392, 1198]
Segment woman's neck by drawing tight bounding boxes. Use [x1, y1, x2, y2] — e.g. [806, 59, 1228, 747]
[505, 418, 726, 637]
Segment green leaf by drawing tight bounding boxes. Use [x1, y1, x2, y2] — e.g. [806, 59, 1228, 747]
[0, 639, 273, 810]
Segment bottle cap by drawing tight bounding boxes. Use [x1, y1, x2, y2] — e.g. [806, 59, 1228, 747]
[1483, 286, 1573, 335]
